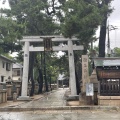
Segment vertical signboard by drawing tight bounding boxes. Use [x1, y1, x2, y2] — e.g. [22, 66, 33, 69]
[86, 83, 94, 96]
[43, 38, 53, 51]
[82, 55, 89, 92]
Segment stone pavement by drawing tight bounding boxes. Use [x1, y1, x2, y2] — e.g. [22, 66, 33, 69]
[0, 88, 120, 120]
[15, 88, 67, 108]
[0, 88, 120, 112]
[0, 109, 120, 120]
[0, 88, 67, 110]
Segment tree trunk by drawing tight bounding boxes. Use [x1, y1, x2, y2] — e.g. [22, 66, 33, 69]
[75, 70, 80, 95]
[98, 17, 107, 57]
[35, 52, 44, 94]
[30, 74, 35, 96]
[98, 0, 110, 57]
[37, 68, 43, 94]
[28, 52, 35, 96]
[44, 51, 48, 92]
[74, 51, 81, 94]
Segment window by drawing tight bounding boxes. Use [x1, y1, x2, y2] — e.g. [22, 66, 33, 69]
[1, 76, 4, 82]
[17, 70, 20, 76]
[6, 63, 11, 71]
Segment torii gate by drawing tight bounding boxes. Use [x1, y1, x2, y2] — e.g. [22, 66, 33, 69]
[18, 36, 84, 100]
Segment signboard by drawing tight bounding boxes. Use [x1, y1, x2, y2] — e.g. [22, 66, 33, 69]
[86, 83, 94, 96]
[44, 38, 53, 51]
[82, 55, 89, 92]
[97, 70, 120, 79]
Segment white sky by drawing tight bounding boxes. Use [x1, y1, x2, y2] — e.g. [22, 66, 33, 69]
[0, 0, 10, 9]
[108, 0, 120, 49]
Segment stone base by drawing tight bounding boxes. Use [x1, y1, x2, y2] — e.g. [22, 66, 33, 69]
[65, 95, 79, 101]
[79, 92, 93, 105]
[98, 96, 120, 106]
[7, 96, 13, 100]
[17, 96, 32, 101]
[66, 100, 80, 106]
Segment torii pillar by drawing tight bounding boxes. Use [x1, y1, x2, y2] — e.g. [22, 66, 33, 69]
[68, 40, 77, 95]
[17, 41, 30, 100]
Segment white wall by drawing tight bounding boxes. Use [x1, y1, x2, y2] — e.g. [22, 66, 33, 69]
[0, 57, 12, 82]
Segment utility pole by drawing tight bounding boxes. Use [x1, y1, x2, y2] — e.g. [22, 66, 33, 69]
[107, 21, 118, 57]
[107, 22, 110, 57]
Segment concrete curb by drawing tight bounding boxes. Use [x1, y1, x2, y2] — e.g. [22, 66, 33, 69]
[0, 106, 119, 112]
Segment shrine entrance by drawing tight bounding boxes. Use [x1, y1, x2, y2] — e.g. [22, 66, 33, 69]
[18, 35, 84, 100]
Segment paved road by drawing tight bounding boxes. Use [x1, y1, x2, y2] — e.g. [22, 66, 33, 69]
[0, 110, 119, 120]
[15, 88, 67, 108]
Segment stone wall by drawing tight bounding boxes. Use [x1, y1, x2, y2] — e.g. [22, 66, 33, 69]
[98, 96, 120, 106]
[6, 81, 21, 100]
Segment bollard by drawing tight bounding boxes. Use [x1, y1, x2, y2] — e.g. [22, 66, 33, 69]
[13, 92, 17, 102]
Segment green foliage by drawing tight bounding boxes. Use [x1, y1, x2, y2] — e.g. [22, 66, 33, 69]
[8, 0, 60, 35]
[113, 47, 120, 57]
[0, 16, 22, 53]
[33, 51, 69, 83]
[60, 0, 113, 55]
[45, 52, 68, 83]
[61, 0, 103, 40]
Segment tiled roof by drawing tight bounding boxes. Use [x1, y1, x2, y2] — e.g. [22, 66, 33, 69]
[93, 57, 120, 66]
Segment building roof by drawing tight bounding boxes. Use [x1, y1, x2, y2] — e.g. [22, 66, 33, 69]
[0, 54, 14, 63]
[93, 57, 120, 67]
[13, 63, 23, 69]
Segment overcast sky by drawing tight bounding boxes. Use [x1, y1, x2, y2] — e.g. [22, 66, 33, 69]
[108, 0, 120, 49]
[0, 0, 120, 50]
[0, 0, 10, 9]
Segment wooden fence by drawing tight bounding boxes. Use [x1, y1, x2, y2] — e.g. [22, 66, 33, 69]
[100, 79, 120, 96]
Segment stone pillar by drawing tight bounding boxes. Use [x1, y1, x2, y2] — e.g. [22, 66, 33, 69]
[6, 84, 13, 100]
[56, 79, 59, 89]
[68, 40, 77, 95]
[18, 41, 30, 100]
[82, 55, 89, 92]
